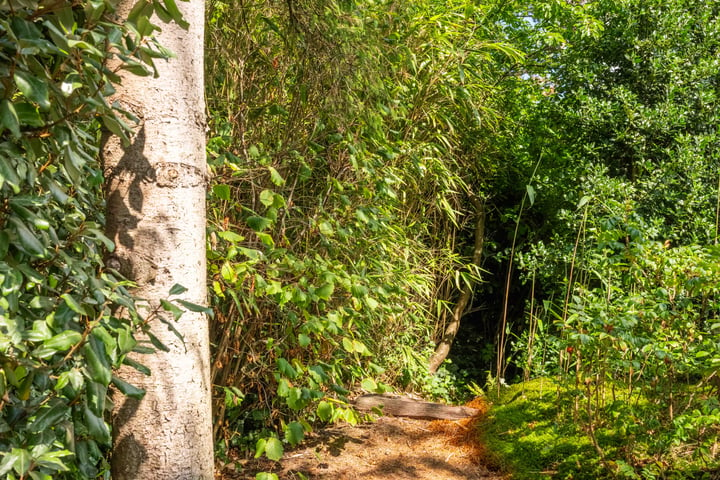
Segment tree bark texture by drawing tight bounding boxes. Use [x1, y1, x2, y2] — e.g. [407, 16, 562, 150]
[102, 2, 213, 479]
[429, 197, 486, 374]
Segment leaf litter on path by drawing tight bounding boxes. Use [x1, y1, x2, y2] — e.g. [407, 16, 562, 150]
[219, 397, 508, 480]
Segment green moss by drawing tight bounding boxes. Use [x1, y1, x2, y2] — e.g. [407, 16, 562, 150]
[478, 378, 720, 479]
[478, 378, 612, 479]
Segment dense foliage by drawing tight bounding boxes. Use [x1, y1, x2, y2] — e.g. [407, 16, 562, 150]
[0, 1, 181, 477]
[480, 0, 720, 477]
[2, 0, 719, 478]
[205, 0, 523, 457]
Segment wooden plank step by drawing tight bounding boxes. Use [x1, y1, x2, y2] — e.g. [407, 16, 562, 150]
[353, 394, 481, 420]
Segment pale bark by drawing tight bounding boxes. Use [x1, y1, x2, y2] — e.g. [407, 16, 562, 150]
[429, 197, 486, 374]
[102, 2, 213, 479]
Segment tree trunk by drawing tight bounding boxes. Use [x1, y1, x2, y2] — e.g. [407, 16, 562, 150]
[429, 197, 486, 374]
[102, 2, 213, 479]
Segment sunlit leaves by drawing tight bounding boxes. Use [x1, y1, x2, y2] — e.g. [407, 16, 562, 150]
[0, 0, 179, 476]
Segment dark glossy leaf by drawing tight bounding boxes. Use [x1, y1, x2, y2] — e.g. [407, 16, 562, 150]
[111, 375, 145, 400]
[14, 71, 51, 111]
[176, 299, 213, 316]
[83, 404, 110, 444]
[162, 0, 189, 29]
[83, 336, 112, 386]
[14, 102, 44, 127]
[0, 100, 20, 138]
[169, 283, 188, 295]
[8, 216, 45, 257]
[29, 399, 67, 433]
[44, 330, 82, 351]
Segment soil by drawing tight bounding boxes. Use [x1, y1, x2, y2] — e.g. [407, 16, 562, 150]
[218, 398, 508, 480]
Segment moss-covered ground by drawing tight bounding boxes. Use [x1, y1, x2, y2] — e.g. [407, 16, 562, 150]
[476, 378, 720, 480]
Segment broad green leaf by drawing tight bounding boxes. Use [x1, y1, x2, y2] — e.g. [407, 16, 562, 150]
[319, 221, 334, 236]
[9, 216, 45, 257]
[44, 330, 82, 351]
[0, 448, 31, 476]
[264, 437, 284, 461]
[0, 231, 8, 259]
[117, 326, 136, 354]
[14, 71, 51, 110]
[162, 0, 189, 29]
[86, 380, 106, 416]
[176, 299, 213, 317]
[284, 421, 305, 446]
[169, 283, 188, 296]
[60, 294, 87, 315]
[315, 283, 334, 300]
[0, 159, 21, 193]
[83, 405, 111, 444]
[256, 473, 279, 480]
[317, 400, 333, 422]
[246, 216, 271, 232]
[259, 189, 275, 207]
[361, 378, 378, 392]
[256, 231, 274, 246]
[101, 115, 131, 145]
[213, 184, 231, 200]
[0, 100, 20, 138]
[83, 337, 112, 386]
[217, 230, 243, 243]
[298, 333, 311, 348]
[350, 284, 368, 297]
[160, 299, 184, 321]
[29, 399, 67, 432]
[287, 387, 308, 410]
[526, 184, 535, 207]
[14, 102, 43, 127]
[112, 376, 145, 400]
[35, 449, 72, 472]
[268, 166, 285, 186]
[254, 438, 266, 459]
[276, 358, 297, 379]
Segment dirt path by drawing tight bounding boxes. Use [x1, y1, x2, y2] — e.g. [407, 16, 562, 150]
[219, 398, 507, 480]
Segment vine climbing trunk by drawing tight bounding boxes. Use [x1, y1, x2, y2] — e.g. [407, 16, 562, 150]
[101, 2, 213, 479]
[429, 197, 486, 374]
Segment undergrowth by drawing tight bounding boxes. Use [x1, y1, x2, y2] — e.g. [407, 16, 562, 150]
[480, 378, 720, 480]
